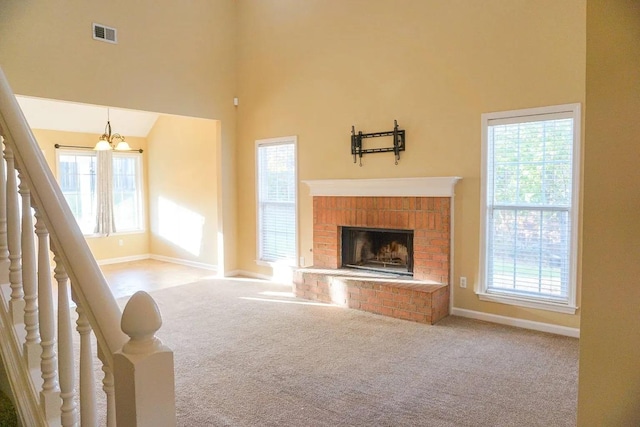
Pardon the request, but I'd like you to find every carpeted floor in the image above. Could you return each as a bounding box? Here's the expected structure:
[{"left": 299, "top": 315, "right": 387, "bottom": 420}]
[{"left": 138, "top": 276, "right": 579, "bottom": 427}]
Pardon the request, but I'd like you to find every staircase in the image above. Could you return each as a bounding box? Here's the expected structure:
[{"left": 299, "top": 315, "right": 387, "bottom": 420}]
[{"left": 0, "top": 67, "right": 176, "bottom": 426}]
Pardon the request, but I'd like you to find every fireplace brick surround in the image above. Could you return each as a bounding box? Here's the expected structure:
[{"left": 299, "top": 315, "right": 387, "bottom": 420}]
[
  {"left": 311, "top": 196, "right": 451, "bottom": 283},
  {"left": 294, "top": 177, "right": 460, "bottom": 325}
]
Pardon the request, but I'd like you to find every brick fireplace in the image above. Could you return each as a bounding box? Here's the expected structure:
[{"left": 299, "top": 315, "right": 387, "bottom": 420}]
[
  {"left": 294, "top": 177, "right": 461, "bottom": 324},
  {"left": 312, "top": 195, "right": 451, "bottom": 282}
]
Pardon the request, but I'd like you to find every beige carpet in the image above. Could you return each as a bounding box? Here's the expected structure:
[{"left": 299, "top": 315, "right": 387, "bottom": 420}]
[{"left": 135, "top": 277, "right": 579, "bottom": 427}]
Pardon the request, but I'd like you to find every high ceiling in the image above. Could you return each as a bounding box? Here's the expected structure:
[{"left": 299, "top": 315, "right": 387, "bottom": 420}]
[{"left": 16, "top": 95, "right": 160, "bottom": 138}]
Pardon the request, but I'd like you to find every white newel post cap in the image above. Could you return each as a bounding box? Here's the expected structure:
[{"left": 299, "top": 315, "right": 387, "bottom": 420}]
[
  {"left": 114, "top": 291, "right": 176, "bottom": 427},
  {"left": 121, "top": 291, "right": 164, "bottom": 354}
]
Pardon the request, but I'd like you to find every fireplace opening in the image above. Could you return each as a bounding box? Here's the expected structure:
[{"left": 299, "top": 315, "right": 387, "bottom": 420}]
[{"left": 341, "top": 227, "right": 413, "bottom": 276}]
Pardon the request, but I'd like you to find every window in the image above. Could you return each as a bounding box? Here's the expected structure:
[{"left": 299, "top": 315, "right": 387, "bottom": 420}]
[
  {"left": 256, "top": 137, "right": 297, "bottom": 265},
  {"left": 57, "top": 149, "right": 144, "bottom": 235},
  {"left": 112, "top": 153, "right": 144, "bottom": 231},
  {"left": 479, "top": 104, "right": 580, "bottom": 313}
]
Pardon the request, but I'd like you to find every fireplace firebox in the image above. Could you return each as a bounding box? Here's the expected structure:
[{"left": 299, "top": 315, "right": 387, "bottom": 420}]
[{"left": 341, "top": 227, "right": 413, "bottom": 276}]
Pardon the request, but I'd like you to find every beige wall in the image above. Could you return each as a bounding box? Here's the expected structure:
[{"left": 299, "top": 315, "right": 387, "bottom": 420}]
[
  {"left": 0, "top": 0, "right": 238, "bottom": 272},
  {"left": 147, "top": 115, "right": 220, "bottom": 268},
  {"left": 578, "top": 0, "right": 640, "bottom": 424},
  {"left": 31, "top": 128, "right": 149, "bottom": 260},
  {"left": 236, "top": 0, "right": 586, "bottom": 328}
]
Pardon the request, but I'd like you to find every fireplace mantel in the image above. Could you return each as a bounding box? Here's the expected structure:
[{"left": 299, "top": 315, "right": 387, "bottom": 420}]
[{"left": 303, "top": 177, "right": 462, "bottom": 197}]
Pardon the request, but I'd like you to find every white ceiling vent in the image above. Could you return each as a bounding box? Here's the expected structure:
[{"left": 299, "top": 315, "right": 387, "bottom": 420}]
[{"left": 92, "top": 23, "right": 117, "bottom": 44}]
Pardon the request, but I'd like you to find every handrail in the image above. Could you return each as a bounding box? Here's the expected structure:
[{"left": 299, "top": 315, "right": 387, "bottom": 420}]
[{"left": 0, "top": 67, "right": 127, "bottom": 362}]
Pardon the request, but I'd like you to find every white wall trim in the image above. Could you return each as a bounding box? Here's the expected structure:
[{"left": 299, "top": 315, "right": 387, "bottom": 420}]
[
  {"left": 226, "top": 269, "right": 272, "bottom": 281},
  {"left": 451, "top": 307, "right": 580, "bottom": 338},
  {"left": 95, "top": 253, "right": 219, "bottom": 272},
  {"left": 476, "top": 292, "right": 578, "bottom": 315},
  {"left": 303, "top": 177, "right": 462, "bottom": 197},
  {"left": 97, "top": 254, "right": 151, "bottom": 266},
  {"left": 149, "top": 254, "right": 218, "bottom": 271}
]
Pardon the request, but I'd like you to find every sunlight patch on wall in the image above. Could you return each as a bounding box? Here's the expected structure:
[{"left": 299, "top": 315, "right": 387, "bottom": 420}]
[{"left": 158, "top": 196, "right": 204, "bottom": 256}]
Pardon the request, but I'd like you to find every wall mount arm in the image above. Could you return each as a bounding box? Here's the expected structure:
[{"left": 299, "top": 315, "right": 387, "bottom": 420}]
[{"left": 351, "top": 120, "right": 405, "bottom": 166}]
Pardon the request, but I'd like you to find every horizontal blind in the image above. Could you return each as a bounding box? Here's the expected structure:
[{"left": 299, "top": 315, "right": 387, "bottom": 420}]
[
  {"left": 112, "top": 153, "right": 143, "bottom": 232},
  {"left": 486, "top": 115, "right": 574, "bottom": 300},
  {"left": 257, "top": 141, "right": 296, "bottom": 264}
]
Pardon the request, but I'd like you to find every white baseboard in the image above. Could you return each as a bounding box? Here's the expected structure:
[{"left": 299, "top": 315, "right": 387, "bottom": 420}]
[
  {"left": 149, "top": 254, "right": 218, "bottom": 272},
  {"left": 95, "top": 256, "right": 280, "bottom": 281},
  {"left": 97, "top": 254, "right": 151, "bottom": 265},
  {"left": 226, "top": 269, "right": 272, "bottom": 281},
  {"left": 450, "top": 307, "right": 580, "bottom": 338}
]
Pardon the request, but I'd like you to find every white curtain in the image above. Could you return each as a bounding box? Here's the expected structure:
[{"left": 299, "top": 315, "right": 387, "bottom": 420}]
[{"left": 94, "top": 150, "right": 115, "bottom": 235}]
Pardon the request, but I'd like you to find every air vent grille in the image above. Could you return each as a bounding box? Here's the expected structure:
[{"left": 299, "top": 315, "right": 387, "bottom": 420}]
[{"left": 92, "top": 23, "right": 117, "bottom": 44}]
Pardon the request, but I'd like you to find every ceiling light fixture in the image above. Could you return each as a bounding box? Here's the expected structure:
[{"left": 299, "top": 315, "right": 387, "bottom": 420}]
[{"left": 94, "top": 108, "right": 131, "bottom": 151}]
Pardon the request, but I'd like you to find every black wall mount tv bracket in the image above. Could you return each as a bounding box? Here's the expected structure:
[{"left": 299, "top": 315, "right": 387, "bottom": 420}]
[{"left": 351, "top": 120, "right": 405, "bottom": 166}]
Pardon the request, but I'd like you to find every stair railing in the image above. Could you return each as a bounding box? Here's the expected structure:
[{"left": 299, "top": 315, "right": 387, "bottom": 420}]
[{"left": 0, "top": 66, "right": 176, "bottom": 426}]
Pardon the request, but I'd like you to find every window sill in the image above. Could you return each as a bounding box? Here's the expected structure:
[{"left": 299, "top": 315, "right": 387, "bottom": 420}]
[
  {"left": 477, "top": 291, "right": 578, "bottom": 314},
  {"left": 84, "top": 230, "right": 146, "bottom": 239}
]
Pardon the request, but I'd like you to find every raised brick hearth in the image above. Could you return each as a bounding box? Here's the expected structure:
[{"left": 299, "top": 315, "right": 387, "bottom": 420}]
[
  {"left": 294, "top": 268, "right": 449, "bottom": 324},
  {"left": 294, "top": 177, "right": 460, "bottom": 324}
]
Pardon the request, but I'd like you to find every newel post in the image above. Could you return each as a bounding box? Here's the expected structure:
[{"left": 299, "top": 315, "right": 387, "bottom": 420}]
[{"left": 113, "top": 291, "right": 176, "bottom": 427}]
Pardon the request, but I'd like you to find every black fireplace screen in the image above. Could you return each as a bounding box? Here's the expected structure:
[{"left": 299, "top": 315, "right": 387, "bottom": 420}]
[{"left": 341, "top": 227, "right": 413, "bottom": 276}]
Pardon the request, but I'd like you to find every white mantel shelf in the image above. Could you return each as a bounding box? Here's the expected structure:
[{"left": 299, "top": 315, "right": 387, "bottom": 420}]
[{"left": 303, "top": 177, "right": 462, "bottom": 197}]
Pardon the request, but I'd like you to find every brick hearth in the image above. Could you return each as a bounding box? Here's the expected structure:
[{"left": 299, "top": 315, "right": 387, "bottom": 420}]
[{"left": 294, "top": 268, "right": 450, "bottom": 324}]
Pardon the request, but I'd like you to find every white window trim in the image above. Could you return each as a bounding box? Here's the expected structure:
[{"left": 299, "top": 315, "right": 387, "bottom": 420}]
[
  {"left": 478, "top": 103, "right": 581, "bottom": 314},
  {"left": 55, "top": 148, "right": 146, "bottom": 237},
  {"left": 255, "top": 136, "right": 299, "bottom": 267}
]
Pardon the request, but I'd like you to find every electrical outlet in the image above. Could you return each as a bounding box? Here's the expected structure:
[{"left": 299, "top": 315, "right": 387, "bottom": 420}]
[
  {"left": 299, "top": 256, "right": 305, "bottom": 266},
  {"left": 118, "top": 239, "right": 124, "bottom": 247},
  {"left": 460, "top": 276, "right": 467, "bottom": 288}
]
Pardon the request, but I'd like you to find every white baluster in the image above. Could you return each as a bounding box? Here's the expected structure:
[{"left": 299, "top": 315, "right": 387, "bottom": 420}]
[
  {"left": 114, "top": 291, "right": 176, "bottom": 426},
  {"left": 35, "top": 212, "right": 61, "bottom": 421},
  {"left": 74, "top": 296, "right": 97, "bottom": 427},
  {"left": 4, "top": 146, "right": 24, "bottom": 323},
  {"left": 54, "top": 254, "right": 78, "bottom": 427},
  {"left": 19, "top": 177, "right": 41, "bottom": 368},
  {"left": 0, "top": 139, "right": 9, "bottom": 271},
  {"left": 98, "top": 347, "right": 116, "bottom": 427}
]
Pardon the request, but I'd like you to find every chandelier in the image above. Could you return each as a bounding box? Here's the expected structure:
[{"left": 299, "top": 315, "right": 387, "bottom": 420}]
[{"left": 94, "top": 109, "right": 131, "bottom": 151}]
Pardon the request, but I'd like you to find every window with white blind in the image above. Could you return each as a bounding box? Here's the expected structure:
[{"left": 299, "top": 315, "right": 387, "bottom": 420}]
[
  {"left": 479, "top": 104, "right": 580, "bottom": 313},
  {"left": 57, "top": 149, "right": 144, "bottom": 235},
  {"left": 112, "top": 153, "right": 144, "bottom": 232},
  {"left": 256, "top": 137, "right": 297, "bottom": 265}
]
